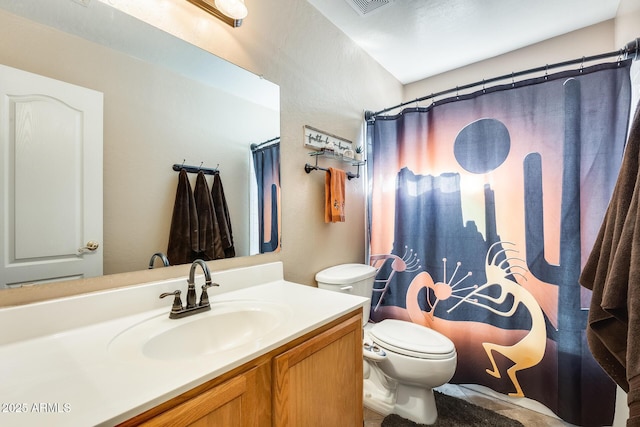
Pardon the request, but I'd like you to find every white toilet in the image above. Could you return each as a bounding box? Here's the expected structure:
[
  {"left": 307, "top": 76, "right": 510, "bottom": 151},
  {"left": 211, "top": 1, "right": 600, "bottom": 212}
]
[{"left": 316, "top": 263, "right": 457, "bottom": 425}]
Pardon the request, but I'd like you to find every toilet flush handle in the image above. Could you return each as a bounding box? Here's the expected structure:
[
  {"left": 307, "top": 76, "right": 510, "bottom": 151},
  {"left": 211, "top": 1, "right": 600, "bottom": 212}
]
[{"left": 340, "top": 285, "right": 353, "bottom": 292}]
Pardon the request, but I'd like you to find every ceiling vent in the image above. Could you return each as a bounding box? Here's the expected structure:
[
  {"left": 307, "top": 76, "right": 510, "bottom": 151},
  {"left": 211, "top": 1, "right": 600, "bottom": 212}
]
[{"left": 344, "top": 0, "right": 394, "bottom": 16}]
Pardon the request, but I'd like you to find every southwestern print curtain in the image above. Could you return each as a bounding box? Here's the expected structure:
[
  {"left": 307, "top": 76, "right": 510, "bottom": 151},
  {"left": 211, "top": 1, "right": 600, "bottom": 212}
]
[{"left": 367, "top": 61, "right": 632, "bottom": 426}]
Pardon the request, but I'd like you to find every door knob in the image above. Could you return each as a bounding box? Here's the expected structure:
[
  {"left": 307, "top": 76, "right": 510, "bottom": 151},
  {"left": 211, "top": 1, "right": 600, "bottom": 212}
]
[{"left": 78, "top": 241, "right": 100, "bottom": 253}]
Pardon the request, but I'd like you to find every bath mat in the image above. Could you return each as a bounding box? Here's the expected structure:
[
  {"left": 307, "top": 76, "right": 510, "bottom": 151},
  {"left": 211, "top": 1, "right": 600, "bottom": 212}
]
[{"left": 381, "top": 391, "right": 524, "bottom": 427}]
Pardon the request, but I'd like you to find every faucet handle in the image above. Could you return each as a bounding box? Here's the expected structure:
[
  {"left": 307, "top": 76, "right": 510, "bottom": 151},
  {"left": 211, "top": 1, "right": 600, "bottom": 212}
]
[
  {"left": 160, "top": 290, "right": 183, "bottom": 312},
  {"left": 199, "top": 281, "right": 220, "bottom": 307}
]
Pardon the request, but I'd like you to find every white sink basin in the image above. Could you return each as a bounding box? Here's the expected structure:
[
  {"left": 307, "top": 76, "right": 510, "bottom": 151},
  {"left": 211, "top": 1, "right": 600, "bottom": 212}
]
[{"left": 108, "top": 300, "right": 291, "bottom": 362}]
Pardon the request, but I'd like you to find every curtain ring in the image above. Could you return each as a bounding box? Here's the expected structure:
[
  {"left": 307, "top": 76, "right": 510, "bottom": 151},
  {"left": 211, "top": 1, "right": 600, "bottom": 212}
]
[
  {"left": 456, "top": 86, "right": 459, "bottom": 99},
  {"left": 580, "top": 56, "right": 585, "bottom": 73},
  {"left": 511, "top": 72, "right": 515, "bottom": 87},
  {"left": 482, "top": 79, "right": 486, "bottom": 93},
  {"left": 544, "top": 64, "right": 548, "bottom": 80}
]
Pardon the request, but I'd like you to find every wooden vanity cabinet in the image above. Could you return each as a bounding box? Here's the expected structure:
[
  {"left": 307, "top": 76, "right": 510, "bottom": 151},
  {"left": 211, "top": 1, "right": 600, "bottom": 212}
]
[
  {"left": 120, "top": 309, "right": 363, "bottom": 427},
  {"left": 272, "top": 311, "right": 363, "bottom": 427},
  {"left": 121, "top": 357, "right": 272, "bottom": 427},
  {"left": 138, "top": 362, "right": 271, "bottom": 427}
]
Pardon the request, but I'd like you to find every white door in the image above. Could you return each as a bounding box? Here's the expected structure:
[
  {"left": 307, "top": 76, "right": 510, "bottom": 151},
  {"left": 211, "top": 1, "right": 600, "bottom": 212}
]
[{"left": 0, "top": 64, "right": 103, "bottom": 288}]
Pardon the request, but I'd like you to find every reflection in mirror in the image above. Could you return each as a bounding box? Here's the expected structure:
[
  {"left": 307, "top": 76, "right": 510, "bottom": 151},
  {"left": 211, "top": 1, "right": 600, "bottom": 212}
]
[
  {"left": 250, "top": 138, "right": 281, "bottom": 254},
  {"left": 0, "top": 0, "right": 280, "bottom": 289}
]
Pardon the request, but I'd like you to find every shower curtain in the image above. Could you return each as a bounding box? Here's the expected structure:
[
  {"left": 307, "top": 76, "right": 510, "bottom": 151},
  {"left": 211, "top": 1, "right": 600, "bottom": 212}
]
[
  {"left": 367, "top": 60, "right": 632, "bottom": 426},
  {"left": 251, "top": 140, "right": 280, "bottom": 253}
]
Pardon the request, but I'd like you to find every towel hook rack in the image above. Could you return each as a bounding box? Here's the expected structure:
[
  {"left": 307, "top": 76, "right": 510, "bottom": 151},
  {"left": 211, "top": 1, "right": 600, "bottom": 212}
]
[{"left": 172, "top": 162, "right": 219, "bottom": 175}]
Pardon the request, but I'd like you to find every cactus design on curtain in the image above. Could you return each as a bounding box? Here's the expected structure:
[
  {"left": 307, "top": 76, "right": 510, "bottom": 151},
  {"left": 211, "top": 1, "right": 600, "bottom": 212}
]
[{"left": 367, "top": 61, "right": 632, "bottom": 426}]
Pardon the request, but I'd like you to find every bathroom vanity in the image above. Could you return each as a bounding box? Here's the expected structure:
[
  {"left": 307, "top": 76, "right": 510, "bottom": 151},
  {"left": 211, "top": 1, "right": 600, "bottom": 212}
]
[
  {"left": 122, "top": 311, "right": 362, "bottom": 426},
  {"left": 0, "top": 262, "right": 366, "bottom": 427}
]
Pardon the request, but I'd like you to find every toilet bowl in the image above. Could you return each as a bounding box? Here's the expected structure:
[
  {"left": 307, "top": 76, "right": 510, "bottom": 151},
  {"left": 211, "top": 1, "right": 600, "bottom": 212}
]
[
  {"left": 316, "top": 264, "right": 458, "bottom": 425},
  {"left": 364, "top": 319, "right": 457, "bottom": 424}
]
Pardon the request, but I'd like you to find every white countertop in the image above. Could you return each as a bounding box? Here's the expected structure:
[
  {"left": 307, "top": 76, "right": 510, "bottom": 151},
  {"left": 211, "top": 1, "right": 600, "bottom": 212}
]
[{"left": 0, "top": 262, "right": 366, "bottom": 427}]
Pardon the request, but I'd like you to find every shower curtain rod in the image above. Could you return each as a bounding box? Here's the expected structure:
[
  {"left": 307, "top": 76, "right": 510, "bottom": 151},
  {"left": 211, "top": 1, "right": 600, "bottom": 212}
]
[
  {"left": 365, "top": 37, "right": 639, "bottom": 121},
  {"left": 251, "top": 136, "right": 280, "bottom": 150}
]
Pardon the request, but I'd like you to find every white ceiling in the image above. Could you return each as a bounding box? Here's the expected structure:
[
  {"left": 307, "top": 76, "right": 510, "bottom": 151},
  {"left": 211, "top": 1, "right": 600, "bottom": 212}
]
[{"left": 307, "top": 0, "right": 622, "bottom": 84}]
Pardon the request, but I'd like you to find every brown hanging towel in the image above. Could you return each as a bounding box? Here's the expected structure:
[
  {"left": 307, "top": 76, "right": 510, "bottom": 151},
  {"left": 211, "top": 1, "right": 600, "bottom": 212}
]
[
  {"left": 580, "top": 100, "right": 640, "bottom": 425},
  {"left": 193, "top": 171, "right": 225, "bottom": 260},
  {"left": 211, "top": 173, "right": 235, "bottom": 258},
  {"left": 167, "top": 169, "right": 199, "bottom": 265}
]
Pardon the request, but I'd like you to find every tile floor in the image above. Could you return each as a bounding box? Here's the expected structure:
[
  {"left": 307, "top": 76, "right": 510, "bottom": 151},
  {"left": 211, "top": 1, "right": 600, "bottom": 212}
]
[{"left": 363, "top": 383, "right": 570, "bottom": 426}]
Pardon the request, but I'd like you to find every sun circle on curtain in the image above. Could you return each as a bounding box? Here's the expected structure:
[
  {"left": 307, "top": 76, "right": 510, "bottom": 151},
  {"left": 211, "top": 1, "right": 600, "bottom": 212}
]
[{"left": 453, "top": 118, "right": 510, "bottom": 174}]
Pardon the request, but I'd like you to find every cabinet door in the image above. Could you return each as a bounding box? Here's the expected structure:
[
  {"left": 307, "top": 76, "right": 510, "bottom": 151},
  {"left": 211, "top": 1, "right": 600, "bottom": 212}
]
[
  {"left": 273, "top": 313, "right": 363, "bottom": 427},
  {"left": 141, "top": 364, "right": 270, "bottom": 427}
]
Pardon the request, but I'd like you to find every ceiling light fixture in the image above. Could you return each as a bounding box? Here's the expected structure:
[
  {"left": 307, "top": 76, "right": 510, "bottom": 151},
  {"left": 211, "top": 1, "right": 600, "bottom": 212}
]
[
  {"left": 186, "top": 0, "right": 247, "bottom": 27},
  {"left": 214, "top": 0, "right": 248, "bottom": 19}
]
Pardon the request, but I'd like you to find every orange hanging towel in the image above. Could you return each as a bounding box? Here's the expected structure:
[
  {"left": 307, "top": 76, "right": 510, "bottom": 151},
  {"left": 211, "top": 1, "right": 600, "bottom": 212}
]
[{"left": 325, "top": 167, "right": 346, "bottom": 223}]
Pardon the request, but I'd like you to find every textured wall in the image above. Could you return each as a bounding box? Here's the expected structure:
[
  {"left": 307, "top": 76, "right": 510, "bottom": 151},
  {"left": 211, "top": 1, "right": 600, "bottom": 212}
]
[{"left": 403, "top": 21, "right": 617, "bottom": 104}]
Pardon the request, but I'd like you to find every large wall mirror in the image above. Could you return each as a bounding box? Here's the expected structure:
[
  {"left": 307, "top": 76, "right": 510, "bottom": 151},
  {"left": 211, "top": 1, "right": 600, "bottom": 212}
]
[{"left": 0, "top": 0, "right": 280, "bottom": 289}]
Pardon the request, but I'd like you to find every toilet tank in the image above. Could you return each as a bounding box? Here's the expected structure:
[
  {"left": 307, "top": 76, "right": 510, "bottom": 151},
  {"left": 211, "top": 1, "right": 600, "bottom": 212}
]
[{"left": 316, "top": 263, "right": 377, "bottom": 324}]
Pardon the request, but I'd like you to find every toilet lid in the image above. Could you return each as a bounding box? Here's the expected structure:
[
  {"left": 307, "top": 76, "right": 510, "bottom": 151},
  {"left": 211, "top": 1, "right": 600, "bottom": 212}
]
[
  {"left": 315, "top": 263, "right": 377, "bottom": 285},
  {"left": 369, "top": 319, "right": 455, "bottom": 360}
]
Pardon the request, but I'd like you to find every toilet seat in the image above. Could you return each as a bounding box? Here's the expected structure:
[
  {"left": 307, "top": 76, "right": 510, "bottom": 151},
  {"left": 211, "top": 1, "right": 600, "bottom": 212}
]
[{"left": 369, "top": 319, "right": 455, "bottom": 360}]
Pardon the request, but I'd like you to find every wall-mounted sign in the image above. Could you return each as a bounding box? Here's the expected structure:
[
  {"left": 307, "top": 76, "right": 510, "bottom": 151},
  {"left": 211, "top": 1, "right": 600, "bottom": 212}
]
[{"left": 303, "top": 125, "right": 352, "bottom": 155}]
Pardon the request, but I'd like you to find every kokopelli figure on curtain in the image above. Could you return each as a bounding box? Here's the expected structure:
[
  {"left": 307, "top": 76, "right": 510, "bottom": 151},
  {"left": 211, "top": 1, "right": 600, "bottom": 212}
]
[{"left": 447, "top": 242, "right": 546, "bottom": 397}]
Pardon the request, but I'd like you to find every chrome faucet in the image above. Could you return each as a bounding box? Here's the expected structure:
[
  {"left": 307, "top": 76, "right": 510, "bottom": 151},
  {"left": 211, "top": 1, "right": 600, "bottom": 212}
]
[
  {"left": 148, "top": 252, "right": 170, "bottom": 269},
  {"left": 159, "top": 259, "right": 219, "bottom": 319}
]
